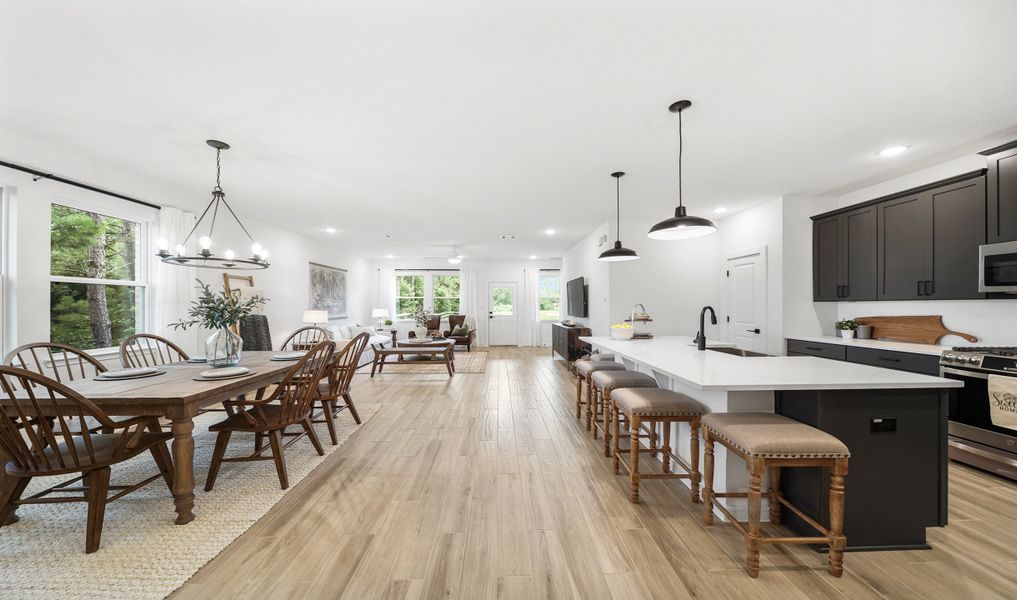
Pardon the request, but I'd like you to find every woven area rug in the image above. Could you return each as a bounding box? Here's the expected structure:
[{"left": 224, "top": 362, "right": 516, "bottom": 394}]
[
  {"left": 0, "top": 404, "right": 379, "bottom": 600},
  {"left": 358, "top": 350, "right": 487, "bottom": 374}
]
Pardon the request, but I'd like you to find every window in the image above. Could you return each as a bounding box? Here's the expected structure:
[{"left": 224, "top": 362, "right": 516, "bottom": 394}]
[
  {"left": 395, "top": 274, "right": 425, "bottom": 320},
  {"left": 50, "top": 203, "right": 146, "bottom": 350},
  {"left": 538, "top": 270, "right": 561, "bottom": 320},
  {"left": 393, "top": 270, "right": 461, "bottom": 319}
]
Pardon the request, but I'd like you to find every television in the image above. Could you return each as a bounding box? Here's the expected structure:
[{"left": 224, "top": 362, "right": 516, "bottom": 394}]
[{"left": 566, "top": 277, "right": 588, "bottom": 318}]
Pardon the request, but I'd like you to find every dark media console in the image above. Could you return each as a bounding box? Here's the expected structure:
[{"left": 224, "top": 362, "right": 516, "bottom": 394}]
[{"left": 552, "top": 322, "right": 591, "bottom": 362}]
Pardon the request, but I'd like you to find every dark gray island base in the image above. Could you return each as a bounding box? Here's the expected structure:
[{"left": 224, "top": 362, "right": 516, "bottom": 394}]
[{"left": 776, "top": 387, "right": 950, "bottom": 551}]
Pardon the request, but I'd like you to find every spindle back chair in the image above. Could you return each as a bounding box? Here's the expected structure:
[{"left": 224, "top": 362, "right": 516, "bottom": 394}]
[{"left": 119, "top": 333, "right": 190, "bottom": 368}]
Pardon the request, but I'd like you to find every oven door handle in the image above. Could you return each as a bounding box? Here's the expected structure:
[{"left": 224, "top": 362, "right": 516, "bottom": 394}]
[
  {"left": 948, "top": 439, "right": 1017, "bottom": 469},
  {"left": 941, "top": 367, "right": 990, "bottom": 380}
]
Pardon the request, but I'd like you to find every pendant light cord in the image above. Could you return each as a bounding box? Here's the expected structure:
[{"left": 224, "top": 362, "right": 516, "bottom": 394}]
[
  {"left": 677, "top": 108, "right": 684, "bottom": 209},
  {"left": 616, "top": 175, "right": 621, "bottom": 242}
]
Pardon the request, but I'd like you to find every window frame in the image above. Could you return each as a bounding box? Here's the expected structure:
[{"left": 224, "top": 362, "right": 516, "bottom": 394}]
[
  {"left": 49, "top": 196, "right": 152, "bottom": 354},
  {"left": 393, "top": 269, "right": 462, "bottom": 321},
  {"left": 537, "top": 269, "right": 562, "bottom": 321}
]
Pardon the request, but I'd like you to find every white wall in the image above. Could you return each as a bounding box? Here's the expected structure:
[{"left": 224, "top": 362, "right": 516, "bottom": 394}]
[
  {"left": 832, "top": 152, "right": 1017, "bottom": 346},
  {"left": 366, "top": 257, "right": 562, "bottom": 347},
  {"left": 0, "top": 164, "right": 370, "bottom": 359},
  {"left": 781, "top": 195, "right": 839, "bottom": 340},
  {"left": 560, "top": 221, "right": 611, "bottom": 335}
]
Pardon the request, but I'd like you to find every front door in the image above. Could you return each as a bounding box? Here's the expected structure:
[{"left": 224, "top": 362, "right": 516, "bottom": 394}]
[
  {"left": 488, "top": 282, "right": 518, "bottom": 346},
  {"left": 724, "top": 248, "right": 767, "bottom": 352}
]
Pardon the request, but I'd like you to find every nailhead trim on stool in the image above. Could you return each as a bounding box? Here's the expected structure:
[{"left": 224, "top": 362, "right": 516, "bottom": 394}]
[
  {"left": 574, "top": 361, "right": 626, "bottom": 430},
  {"left": 610, "top": 387, "right": 707, "bottom": 504},
  {"left": 701, "top": 412, "right": 850, "bottom": 579},
  {"left": 590, "top": 370, "right": 658, "bottom": 455}
]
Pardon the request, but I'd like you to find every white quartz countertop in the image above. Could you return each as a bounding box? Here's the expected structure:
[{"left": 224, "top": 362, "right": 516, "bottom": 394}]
[
  {"left": 581, "top": 336, "right": 962, "bottom": 392},
  {"left": 786, "top": 335, "right": 951, "bottom": 356}
]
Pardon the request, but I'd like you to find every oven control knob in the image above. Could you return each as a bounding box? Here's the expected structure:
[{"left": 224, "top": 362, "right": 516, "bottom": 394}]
[{"left": 943, "top": 353, "right": 955, "bottom": 362}]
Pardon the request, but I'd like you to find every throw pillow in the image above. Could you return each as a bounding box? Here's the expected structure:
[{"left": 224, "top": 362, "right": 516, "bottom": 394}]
[
  {"left": 451, "top": 325, "right": 469, "bottom": 336},
  {"left": 348, "top": 325, "right": 377, "bottom": 338}
]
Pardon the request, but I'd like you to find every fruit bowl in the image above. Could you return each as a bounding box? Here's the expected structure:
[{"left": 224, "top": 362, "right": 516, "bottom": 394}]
[{"left": 610, "top": 324, "right": 635, "bottom": 340}]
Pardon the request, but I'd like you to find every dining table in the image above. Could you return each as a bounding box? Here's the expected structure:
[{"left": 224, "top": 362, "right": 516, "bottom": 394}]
[{"left": 0, "top": 347, "right": 346, "bottom": 526}]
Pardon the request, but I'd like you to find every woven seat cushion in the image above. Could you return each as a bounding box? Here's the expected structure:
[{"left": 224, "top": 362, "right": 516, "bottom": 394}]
[
  {"left": 612, "top": 388, "right": 706, "bottom": 417},
  {"left": 575, "top": 361, "right": 627, "bottom": 377},
  {"left": 590, "top": 370, "right": 658, "bottom": 391},
  {"left": 590, "top": 353, "right": 616, "bottom": 362},
  {"left": 702, "top": 412, "right": 850, "bottom": 459}
]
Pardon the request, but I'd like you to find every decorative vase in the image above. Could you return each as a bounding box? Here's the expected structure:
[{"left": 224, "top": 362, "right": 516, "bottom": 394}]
[
  {"left": 206, "top": 327, "right": 243, "bottom": 367},
  {"left": 413, "top": 326, "right": 428, "bottom": 340},
  {"left": 840, "top": 329, "right": 856, "bottom": 340},
  {"left": 856, "top": 325, "right": 873, "bottom": 339}
]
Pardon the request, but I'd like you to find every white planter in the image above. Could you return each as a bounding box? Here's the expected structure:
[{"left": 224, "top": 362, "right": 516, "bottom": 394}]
[
  {"left": 840, "top": 330, "right": 856, "bottom": 339},
  {"left": 413, "top": 326, "right": 428, "bottom": 339}
]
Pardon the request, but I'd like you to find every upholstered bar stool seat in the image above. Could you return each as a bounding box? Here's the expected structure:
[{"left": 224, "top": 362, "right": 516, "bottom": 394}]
[
  {"left": 574, "top": 360, "right": 626, "bottom": 430},
  {"left": 589, "top": 353, "right": 616, "bottom": 362},
  {"left": 701, "top": 412, "right": 850, "bottom": 579},
  {"left": 590, "top": 370, "right": 658, "bottom": 452},
  {"left": 610, "top": 387, "right": 707, "bottom": 504}
]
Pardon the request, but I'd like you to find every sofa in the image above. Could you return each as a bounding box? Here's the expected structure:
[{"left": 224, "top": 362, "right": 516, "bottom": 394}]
[
  {"left": 444, "top": 315, "right": 477, "bottom": 352},
  {"left": 327, "top": 324, "right": 393, "bottom": 367}
]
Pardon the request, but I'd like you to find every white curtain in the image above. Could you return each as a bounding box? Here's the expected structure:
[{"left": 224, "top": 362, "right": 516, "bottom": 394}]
[
  {"left": 150, "top": 207, "right": 199, "bottom": 353},
  {"left": 523, "top": 267, "right": 540, "bottom": 347},
  {"left": 460, "top": 267, "right": 479, "bottom": 318}
]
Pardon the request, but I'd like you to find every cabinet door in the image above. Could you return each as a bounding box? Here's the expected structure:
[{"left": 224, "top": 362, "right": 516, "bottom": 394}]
[
  {"left": 987, "top": 147, "right": 1017, "bottom": 243},
  {"left": 813, "top": 216, "right": 841, "bottom": 301},
  {"left": 877, "top": 195, "right": 926, "bottom": 300},
  {"left": 841, "top": 206, "right": 877, "bottom": 300},
  {"left": 925, "top": 177, "right": 986, "bottom": 299}
]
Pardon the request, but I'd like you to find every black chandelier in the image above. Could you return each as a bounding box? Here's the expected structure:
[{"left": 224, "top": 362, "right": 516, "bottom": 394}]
[{"left": 155, "top": 140, "right": 269, "bottom": 270}]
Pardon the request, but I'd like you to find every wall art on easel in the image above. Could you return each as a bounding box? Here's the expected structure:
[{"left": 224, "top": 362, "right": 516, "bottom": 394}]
[{"left": 308, "top": 262, "right": 347, "bottom": 320}]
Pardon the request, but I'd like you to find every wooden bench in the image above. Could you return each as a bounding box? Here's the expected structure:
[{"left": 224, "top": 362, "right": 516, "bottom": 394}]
[{"left": 370, "top": 345, "right": 455, "bottom": 377}]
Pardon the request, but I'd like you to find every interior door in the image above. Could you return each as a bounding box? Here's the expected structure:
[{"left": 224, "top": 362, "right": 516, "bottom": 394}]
[
  {"left": 488, "top": 282, "right": 518, "bottom": 346},
  {"left": 724, "top": 249, "right": 767, "bottom": 352}
]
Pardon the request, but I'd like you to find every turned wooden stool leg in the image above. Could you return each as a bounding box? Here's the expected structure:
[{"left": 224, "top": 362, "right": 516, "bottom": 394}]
[
  {"left": 703, "top": 431, "right": 715, "bottom": 525},
  {"left": 768, "top": 466, "right": 782, "bottom": 524},
  {"left": 612, "top": 404, "right": 622, "bottom": 474},
  {"left": 629, "top": 415, "right": 642, "bottom": 503},
  {"left": 661, "top": 420, "right": 672, "bottom": 474},
  {"left": 591, "top": 385, "right": 600, "bottom": 440},
  {"left": 690, "top": 417, "right": 701, "bottom": 503},
  {"left": 575, "top": 375, "right": 583, "bottom": 420},
  {"left": 828, "top": 458, "right": 848, "bottom": 577},
  {"left": 602, "top": 388, "right": 613, "bottom": 456},
  {"left": 746, "top": 458, "right": 764, "bottom": 578},
  {"left": 586, "top": 379, "right": 595, "bottom": 431}
]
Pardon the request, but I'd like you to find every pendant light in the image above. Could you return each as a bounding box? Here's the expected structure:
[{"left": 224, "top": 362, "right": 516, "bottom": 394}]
[
  {"left": 155, "top": 140, "right": 269, "bottom": 269},
  {"left": 598, "top": 171, "right": 640, "bottom": 262},
  {"left": 647, "top": 100, "right": 717, "bottom": 240}
]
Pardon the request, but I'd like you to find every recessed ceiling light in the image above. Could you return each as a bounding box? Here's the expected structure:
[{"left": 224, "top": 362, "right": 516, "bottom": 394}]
[
  {"left": 529, "top": 254, "right": 537, "bottom": 260},
  {"left": 878, "top": 145, "right": 909, "bottom": 157},
  {"left": 324, "top": 227, "right": 336, "bottom": 234},
  {"left": 374, "top": 233, "right": 392, "bottom": 239},
  {"left": 713, "top": 207, "right": 728, "bottom": 214},
  {"left": 499, "top": 234, "right": 516, "bottom": 240},
  {"left": 545, "top": 228, "right": 556, "bottom": 235},
  {"left": 385, "top": 254, "right": 394, "bottom": 259}
]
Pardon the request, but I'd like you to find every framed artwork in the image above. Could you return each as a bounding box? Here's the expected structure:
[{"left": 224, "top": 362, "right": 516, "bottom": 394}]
[{"left": 308, "top": 262, "right": 347, "bottom": 320}]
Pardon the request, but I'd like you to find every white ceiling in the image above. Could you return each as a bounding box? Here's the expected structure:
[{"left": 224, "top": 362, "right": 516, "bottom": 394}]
[{"left": 3, "top": 0, "right": 1017, "bottom": 259}]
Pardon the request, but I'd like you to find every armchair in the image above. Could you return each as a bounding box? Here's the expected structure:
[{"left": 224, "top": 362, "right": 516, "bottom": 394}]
[{"left": 444, "top": 315, "right": 477, "bottom": 352}]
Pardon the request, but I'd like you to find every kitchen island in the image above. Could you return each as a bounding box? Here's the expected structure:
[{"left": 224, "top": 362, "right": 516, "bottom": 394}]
[{"left": 581, "top": 335, "right": 963, "bottom": 551}]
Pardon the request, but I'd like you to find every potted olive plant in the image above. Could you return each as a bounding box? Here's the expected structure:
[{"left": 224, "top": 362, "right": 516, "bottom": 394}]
[
  {"left": 170, "top": 280, "right": 267, "bottom": 367},
  {"left": 835, "top": 319, "right": 859, "bottom": 340},
  {"left": 411, "top": 304, "right": 432, "bottom": 339}
]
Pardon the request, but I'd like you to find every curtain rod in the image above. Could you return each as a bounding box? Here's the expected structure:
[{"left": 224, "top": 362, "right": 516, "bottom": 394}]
[
  {"left": 0, "top": 159, "right": 162, "bottom": 211},
  {"left": 394, "top": 268, "right": 461, "bottom": 272}
]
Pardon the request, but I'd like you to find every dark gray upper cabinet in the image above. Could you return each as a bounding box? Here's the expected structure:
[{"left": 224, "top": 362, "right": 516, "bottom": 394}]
[
  {"left": 812, "top": 206, "right": 877, "bottom": 301},
  {"left": 925, "top": 177, "right": 985, "bottom": 299},
  {"left": 984, "top": 143, "right": 1017, "bottom": 243},
  {"left": 877, "top": 195, "right": 925, "bottom": 300},
  {"left": 815, "top": 170, "right": 989, "bottom": 302}
]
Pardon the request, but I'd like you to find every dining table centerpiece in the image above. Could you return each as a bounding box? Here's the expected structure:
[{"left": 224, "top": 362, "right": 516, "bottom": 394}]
[{"left": 171, "top": 280, "right": 267, "bottom": 367}]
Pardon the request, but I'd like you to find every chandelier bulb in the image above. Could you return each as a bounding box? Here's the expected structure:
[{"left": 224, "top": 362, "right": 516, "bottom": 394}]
[
  {"left": 175, "top": 244, "right": 186, "bottom": 256},
  {"left": 199, "top": 236, "right": 212, "bottom": 250},
  {"left": 224, "top": 249, "right": 235, "bottom": 261}
]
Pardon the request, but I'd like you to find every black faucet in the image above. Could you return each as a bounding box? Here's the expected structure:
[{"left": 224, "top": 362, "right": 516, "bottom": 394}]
[{"left": 694, "top": 306, "right": 717, "bottom": 351}]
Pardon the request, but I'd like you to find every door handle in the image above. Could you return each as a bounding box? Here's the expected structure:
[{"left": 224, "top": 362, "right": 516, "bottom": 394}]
[{"left": 746, "top": 328, "right": 761, "bottom": 334}]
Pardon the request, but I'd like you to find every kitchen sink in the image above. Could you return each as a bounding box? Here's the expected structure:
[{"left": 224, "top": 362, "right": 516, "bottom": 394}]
[{"left": 707, "top": 347, "right": 772, "bottom": 358}]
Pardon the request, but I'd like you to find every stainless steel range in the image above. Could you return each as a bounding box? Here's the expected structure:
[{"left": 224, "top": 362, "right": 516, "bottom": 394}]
[{"left": 941, "top": 346, "right": 1017, "bottom": 480}]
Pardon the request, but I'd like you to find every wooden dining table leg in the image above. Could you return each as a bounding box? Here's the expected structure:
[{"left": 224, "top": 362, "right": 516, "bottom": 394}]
[{"left": 170, "top": 416, "right": 197, "bottom": 525}]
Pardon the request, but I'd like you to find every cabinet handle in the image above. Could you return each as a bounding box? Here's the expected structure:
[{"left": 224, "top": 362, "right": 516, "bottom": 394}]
[
  {"left": 926, "top": 280, "right": 934, "bottom": 295},
  {"left": 843, "top": 284, "right": 849, "bottom": 298},
  {"left": 877, "top": 356, "right": 901, "bottom": 362},
  {"left": 805, "top": 346, "right": 823, "bottom": 351},
  {"left": 917, "top": 280, "right": 924, "bottom": 296}
]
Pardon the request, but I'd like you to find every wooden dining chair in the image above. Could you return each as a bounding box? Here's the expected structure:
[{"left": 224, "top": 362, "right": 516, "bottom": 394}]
[
  {"left": 4, "top": 342, "right": 107, "bottom": 384},
  {"left": 0, "top": 366, "right": 174, "bottom": 553},
  {"left": 204, "top": 340, "right": 334, "bottom": 491},
  {"left": 279, "top": 326, "right": 332, "bottom": 352},
  {"left": 313, "top": 332, "right": 370, "bottom": 444},
  {"left": 119, "top": 333, "right": 190, "bottom": 368}
]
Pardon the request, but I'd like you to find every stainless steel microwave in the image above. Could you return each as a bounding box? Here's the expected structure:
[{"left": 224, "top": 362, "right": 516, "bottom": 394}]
[{"left": 979, "top": 241, "right": 1017, "bottom": 293}]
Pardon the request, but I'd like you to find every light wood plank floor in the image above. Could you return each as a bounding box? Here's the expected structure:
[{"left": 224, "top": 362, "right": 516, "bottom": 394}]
[{"left": 171, "top": 347, "right": 1017, "bottom": 599}]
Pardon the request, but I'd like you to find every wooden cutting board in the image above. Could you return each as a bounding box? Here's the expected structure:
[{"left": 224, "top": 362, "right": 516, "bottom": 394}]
[{"left": 855, "top": 315, "right": 978, "bottom": 344}]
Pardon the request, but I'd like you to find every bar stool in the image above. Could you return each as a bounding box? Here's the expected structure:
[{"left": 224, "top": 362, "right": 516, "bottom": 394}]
[
  {"left": 701, "top": 412, "right": 850, "bottom": 578},
  {"left": 610, "top": 388, "right": 707, "bottom": 504},
  {"left": 574, "top": 360, "right": 626, "bottom": 430},
  {"left": 589, "top": 370, "right": 658, "bottom": 455}
]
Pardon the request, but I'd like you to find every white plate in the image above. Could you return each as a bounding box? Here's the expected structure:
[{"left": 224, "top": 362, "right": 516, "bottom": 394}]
[
  {"left": 271, "top": 351, "right": 305, "bottom": 360},
  {"left": 102, "top": 367, "right": 158, "bottom": 379},
  {"left": 199, "top": 367, "right": 250, "bottom": 379}
]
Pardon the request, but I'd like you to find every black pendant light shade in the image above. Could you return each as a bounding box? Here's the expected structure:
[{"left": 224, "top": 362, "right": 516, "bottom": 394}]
[
  {"left": 599, "top": 171, "right": 640, "bottom": 262},
  {"left": 647, "top": 100, "right": 718, "bottom": 240}
]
